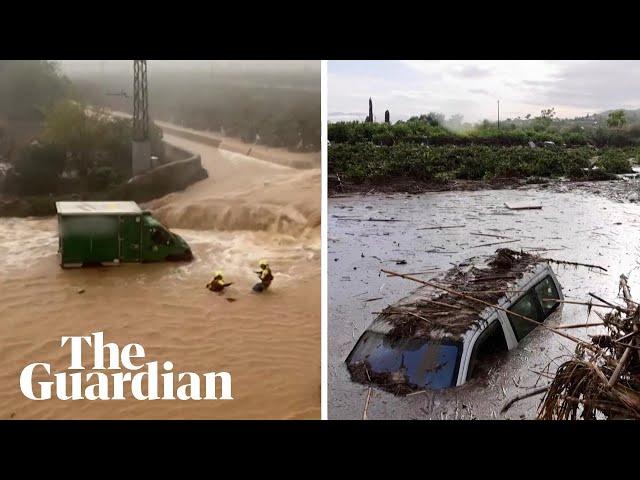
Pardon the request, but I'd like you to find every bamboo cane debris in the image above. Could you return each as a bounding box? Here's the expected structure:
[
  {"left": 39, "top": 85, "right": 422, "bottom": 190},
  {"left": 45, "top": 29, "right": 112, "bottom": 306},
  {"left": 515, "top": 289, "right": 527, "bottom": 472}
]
[
  {"left": 416, "top": 225, "right": 466, "bottom": 230},
  {"left": 537, "top": 274, "right": 640, "bottom": 420},
  {"left": 504, "top": 202, "right": 543, "bottom": 210}
]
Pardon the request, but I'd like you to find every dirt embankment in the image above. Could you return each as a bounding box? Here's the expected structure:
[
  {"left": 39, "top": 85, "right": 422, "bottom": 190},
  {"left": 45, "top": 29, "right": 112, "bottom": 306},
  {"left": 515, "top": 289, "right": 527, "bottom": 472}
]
[
  {"left": 329, "top": 176, "right": 525, "bottom": 196},
  {"left": 329, "top": 175, "right": 640, "bottom": 205}
]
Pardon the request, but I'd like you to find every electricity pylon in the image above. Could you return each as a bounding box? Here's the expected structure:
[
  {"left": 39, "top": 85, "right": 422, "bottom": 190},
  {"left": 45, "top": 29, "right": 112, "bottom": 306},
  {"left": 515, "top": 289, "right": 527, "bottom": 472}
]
[{"left": 132, "top": 60, "right": 151, "bottom": 175}]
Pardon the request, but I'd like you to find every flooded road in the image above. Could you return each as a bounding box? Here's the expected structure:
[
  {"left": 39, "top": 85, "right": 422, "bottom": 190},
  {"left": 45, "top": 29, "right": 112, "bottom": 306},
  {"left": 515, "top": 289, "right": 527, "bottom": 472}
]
[
  {"left": 0, "top": 132, "right": 320, "bottom": 419},
  {"left": 329, "top": 188, "right": 640, "bottom": 419}
]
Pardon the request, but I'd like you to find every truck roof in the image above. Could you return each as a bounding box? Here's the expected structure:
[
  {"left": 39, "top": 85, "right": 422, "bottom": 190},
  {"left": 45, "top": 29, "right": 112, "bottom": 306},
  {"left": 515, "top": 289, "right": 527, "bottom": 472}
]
[{"left": 55, "top": 201, "right": 142, "bottom": 216}]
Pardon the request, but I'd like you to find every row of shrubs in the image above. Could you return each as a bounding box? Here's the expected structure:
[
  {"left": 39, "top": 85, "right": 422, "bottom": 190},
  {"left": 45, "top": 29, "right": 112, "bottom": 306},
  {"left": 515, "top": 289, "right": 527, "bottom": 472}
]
[
  {"left": 328, "top": 143, "right": 636, "bottom": 183},
  {"left": 4, "top": 139, "right": 128, "bottom": 196},
  {"left": 329, "top": 121, "right": 640, "bottom": 148}
]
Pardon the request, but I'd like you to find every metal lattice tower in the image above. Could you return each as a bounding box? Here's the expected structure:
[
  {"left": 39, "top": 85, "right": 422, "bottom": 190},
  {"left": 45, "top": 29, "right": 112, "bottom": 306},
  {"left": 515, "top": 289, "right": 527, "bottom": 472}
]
[{"left": 133, "top": 60, "right": 149, "bottom": 141}]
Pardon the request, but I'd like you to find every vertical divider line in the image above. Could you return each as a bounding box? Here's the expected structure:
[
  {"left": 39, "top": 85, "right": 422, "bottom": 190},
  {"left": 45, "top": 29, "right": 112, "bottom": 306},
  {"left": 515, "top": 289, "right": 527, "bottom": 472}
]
[{"left": 321, "top": 59, "right": 329, "bottom": 421}]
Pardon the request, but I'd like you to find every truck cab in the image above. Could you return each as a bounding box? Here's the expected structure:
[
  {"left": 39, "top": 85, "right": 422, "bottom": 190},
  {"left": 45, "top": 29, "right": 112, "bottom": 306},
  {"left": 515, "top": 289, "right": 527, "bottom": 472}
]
[
  {"left": 56, "top": 201, "right": 193, "bottom": 267},
  {"left": 140, "top": 212, "right": 193, "bottom": 262}
]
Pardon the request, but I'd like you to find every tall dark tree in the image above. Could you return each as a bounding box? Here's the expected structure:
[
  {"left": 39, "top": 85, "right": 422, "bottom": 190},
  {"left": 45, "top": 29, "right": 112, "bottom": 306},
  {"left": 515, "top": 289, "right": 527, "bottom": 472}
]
[
  {"left": 384, "top": 110, "right": 390, "bottom": 124},
  {"left": 365, "top": 97, "right": 373, "bottom": 123}
]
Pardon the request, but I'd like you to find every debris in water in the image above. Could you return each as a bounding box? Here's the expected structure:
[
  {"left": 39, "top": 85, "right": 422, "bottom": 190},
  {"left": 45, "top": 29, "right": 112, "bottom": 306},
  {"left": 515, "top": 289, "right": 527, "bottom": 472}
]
[
  {"left": 536, "top": 274, "right": 640, "bottom": 419},
  {"left": 77, "top": 288, "right": 85, "bottom": 294},
  {"left": 416, "top": 224, "right": 466, "bottom": 230},
  {"left": 363, "top": 387, "right": 373, "bottom": 420},
  {"left": 501, "top": 385, "right": 549, "bottom": 414},
  {"left": 504, "top": 202, "right": 542, "bottom": 210},
  {"left": 470, "top": 239, "right": 520, "bottom": 249},
  {"left": 362, "top": 297, "right": 383, "bottom": 303}
]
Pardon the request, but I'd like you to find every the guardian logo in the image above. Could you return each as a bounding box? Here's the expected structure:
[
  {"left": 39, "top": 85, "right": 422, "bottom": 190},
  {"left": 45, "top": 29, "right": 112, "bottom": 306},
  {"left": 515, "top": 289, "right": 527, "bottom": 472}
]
[{"left": 20, "top": 332, "right": 233, "bottom": 401}]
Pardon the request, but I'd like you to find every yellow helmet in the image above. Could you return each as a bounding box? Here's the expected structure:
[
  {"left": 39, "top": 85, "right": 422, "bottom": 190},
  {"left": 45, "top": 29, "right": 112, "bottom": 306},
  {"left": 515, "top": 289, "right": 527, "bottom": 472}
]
[
  {"left": 259, "top": 259, "right": 268, "bottom": 268},
  {"left": 214, "top": 271, "right": 224, "bottom": 279}
]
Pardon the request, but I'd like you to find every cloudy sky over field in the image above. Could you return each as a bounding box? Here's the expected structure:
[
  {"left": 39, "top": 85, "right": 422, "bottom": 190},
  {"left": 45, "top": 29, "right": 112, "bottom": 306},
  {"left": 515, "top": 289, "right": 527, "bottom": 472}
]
[{"left": 328, "top": 60, "right": 640, "bottom": 124}]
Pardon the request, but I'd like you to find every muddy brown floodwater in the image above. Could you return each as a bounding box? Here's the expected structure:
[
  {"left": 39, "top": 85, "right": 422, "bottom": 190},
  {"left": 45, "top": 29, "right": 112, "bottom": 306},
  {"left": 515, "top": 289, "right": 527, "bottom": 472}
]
[
  {"left": 329, "top": 187, "right": 640, "bottom": 419},
  {"left": 0, "top": 131, "right": 320, "bottom": 419}
]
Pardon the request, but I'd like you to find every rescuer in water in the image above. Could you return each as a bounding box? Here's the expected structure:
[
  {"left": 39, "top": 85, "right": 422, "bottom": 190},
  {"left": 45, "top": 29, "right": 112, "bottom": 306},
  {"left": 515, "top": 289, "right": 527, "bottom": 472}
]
[
  {"left": 206, "top": 271, "right": 232, "bottom": 292},
  {"left": 253, "top": 260, "right": 273, "bottom": 293}
]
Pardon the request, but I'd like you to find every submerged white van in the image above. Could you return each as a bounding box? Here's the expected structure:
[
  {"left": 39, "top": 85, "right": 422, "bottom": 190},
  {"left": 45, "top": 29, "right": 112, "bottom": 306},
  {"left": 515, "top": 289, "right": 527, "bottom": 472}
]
[{"left": 346, "top": 249, "right": 563, "bottom": 394}]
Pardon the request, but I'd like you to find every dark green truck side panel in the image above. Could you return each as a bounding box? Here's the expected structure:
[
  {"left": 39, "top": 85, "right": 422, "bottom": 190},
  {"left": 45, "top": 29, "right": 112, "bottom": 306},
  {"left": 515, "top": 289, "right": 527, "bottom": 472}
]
[
  {"left": 119, "top": 215, "right": 142, "bottom": 262},
  {"left": 58, "top": 211, "right": 191, "bottom": 266},
  {"left": 60, "top": 215, "right": 120, "bottom": 264}
]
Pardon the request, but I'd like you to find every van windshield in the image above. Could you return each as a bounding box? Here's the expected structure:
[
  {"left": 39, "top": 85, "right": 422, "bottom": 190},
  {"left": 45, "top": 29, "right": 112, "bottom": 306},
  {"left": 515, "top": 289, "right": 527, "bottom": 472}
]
[
  {"left": 346, "top": 332, "right": 462, "bottom": 390},
  {"left": 144, "top": 216, "right": 175, "bottom": 246}
]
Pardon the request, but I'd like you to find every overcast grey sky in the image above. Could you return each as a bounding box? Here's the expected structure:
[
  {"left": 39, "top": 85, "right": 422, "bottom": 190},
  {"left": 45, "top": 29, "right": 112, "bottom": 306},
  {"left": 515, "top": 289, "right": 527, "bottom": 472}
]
[
  {"left": 58, "top": 60, "right": 319, "bottom": 75},
  {"left": 329, "top": 60, "right": 640, "bottom": 123}
]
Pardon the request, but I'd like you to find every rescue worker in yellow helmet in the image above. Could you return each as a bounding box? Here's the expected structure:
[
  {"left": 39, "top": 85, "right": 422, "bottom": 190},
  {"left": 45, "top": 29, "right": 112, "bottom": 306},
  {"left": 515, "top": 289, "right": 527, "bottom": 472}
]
[
  {"left": 206, "top": 271, "right": 232, "bottom": 292},
  {"left": 253, "top": 259, "right": 273, "bottom": 292}
]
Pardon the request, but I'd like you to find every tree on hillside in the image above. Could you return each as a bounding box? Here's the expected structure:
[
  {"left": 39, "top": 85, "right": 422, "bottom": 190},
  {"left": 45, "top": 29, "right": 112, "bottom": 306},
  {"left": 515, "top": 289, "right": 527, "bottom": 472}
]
[
  {"left": 607, "top": 109, "right": 627, "bottom": 128},
  {"left": 11, "top": 141, "right": 66, "bottom": 194},
  {"left": 533, "top": 107, "right": 556, "bottom": 131},
  {"left": 41, "top": 100, "right": 164, "bottom": 178},
  {"left": 409, "top": 112, "right": 444, "bottom": 127},
  {"left": 0, "top": 61, "right": 70, "bottom": 121},
  {"left": 540, "top": 107, "right": 556, "bottom": 119},
  {"left": 41, "top": 100, "right": 100, "bottom": 175}
]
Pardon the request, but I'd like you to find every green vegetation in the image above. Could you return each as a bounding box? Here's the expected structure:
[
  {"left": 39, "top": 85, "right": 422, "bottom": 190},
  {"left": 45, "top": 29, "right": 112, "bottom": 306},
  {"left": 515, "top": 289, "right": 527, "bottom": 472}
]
[
  {"left": 11, "top": 142, "right": 66, "bottom": 194},
  {"left": 607, "top": 110, "right": 627, "bottom": 128},
  {"left": 0, "top": 61, "right": 207, "bottom": 216},
  {"left": 330, "top": 143, "right": 636, "bottom": 184},
  {"left": 41, "top": 100, "right": 163, "bottom": 176},
  {"left": 329, "top": 111, "right": 639, "bottom": 185},
  {"left": 4, "top": 99, "right": 164, "bottom": 196},
  {"left": 329, "top": 114, "right": 640, "bottom": 148}
]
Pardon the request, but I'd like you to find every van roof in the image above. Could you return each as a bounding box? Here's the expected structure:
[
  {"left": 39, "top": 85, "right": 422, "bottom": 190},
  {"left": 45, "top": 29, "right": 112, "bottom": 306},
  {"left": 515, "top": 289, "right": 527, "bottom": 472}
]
[
  {"left": 376, "top": 249, "right": 549, "bottom": 342},
  {"left": 55, "top": 201, "right": 142, "bottom": 216}
]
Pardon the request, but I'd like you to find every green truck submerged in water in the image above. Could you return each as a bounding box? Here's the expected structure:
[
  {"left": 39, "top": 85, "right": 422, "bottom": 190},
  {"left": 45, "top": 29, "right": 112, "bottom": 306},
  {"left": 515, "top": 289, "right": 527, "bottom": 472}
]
[{"left": 56, "top": 201, "right": 193, "bottom": 268}]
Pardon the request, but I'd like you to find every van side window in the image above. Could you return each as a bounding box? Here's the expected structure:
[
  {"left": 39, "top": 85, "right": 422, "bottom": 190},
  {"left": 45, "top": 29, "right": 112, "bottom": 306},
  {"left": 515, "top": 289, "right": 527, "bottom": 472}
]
[
  {"left": 151, "top": 227, "right": 172, "bottom": 246},
  {"left": 507, "top": 275, "right": 560, "bottom": 341},
  {"left": 534, "top": 276, "right": 560, "bottom": 315},
  {"left": 507, "top": 291, "right": 543, "bottom": 341}
]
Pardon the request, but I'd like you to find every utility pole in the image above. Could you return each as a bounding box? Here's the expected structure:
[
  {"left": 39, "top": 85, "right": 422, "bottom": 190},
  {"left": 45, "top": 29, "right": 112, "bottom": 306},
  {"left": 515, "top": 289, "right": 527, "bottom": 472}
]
[
  {"left": 497, "top": 100, "right": 500, "bottom": 129},
  {"left": 132, "top": 60, "right": 151, "bottom": 175}
]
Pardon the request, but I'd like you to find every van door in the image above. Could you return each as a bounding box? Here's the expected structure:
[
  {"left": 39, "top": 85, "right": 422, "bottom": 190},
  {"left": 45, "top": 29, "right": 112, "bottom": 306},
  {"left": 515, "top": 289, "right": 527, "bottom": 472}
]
[{"left": 119, "top": 215, "right": 141, "bottom": 262}]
